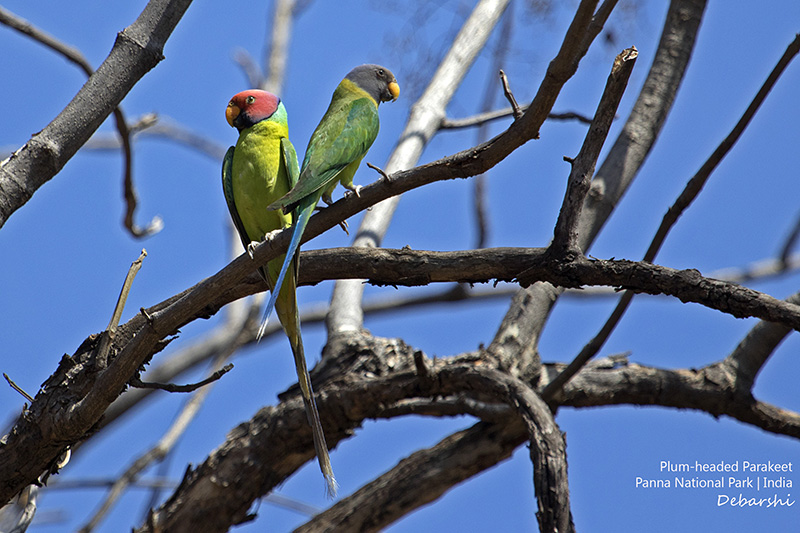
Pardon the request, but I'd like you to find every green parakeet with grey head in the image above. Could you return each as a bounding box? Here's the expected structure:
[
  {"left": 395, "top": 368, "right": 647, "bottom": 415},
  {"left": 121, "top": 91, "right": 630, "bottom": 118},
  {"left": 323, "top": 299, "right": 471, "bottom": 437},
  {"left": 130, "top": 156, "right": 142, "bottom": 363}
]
[
  {"left": 260, "top": 64, "right": 399, "bottom": 334},
  {"left": 222, "top": 89, "right": 336, "bottom": 496}
]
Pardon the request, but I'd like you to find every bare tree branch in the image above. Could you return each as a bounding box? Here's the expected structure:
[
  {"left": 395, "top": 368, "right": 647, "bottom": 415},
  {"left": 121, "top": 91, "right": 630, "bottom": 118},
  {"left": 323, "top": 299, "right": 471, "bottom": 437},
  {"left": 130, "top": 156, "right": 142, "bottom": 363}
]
[
  {"left": 297, "top": 419, "right": 526, "bottom": 533},
  {"left": 95, "top": 250, "right": 148, "bottom": 370},
  {"left": 542, "top": 31, "right": 800, "bottom": 401},
  {"left": 3, "top": 374, "right": 34, "bottom": 404},
  {"left": 0, "top": 0, "right": 193, "bottom": 232},
  {"left": 471, "top": 12, "right": 511, "bottom": 250},
  {"left": 79, "top": 356, "right": 228, "bottom": 533},
  {"left": 779, "top": 209, "right": 800, "bottom": 266},
  {"left": 0, "top": 0, "right": 197, "bottom": 502},
  {"left": 138, "top": 331, "right": 800, "bottom": 532},
  {"left": 725, "top": 291, "right": 800, "bottom": 391},
  {"left": 0, "top": 7, "right": 163, "bottom": 239},
  {"left": 261, "top": 0, "right": 295, "bottom": 93},
  {"left": 550, "top": 46, "right": 638, "bottom": 258},
  {"left": 130, "top": 364, "right": 233, "bottom": 393},
  {"left": 440, "top": 106, "right": 593, "bottom": 129},
  {"left": 78, "top": 115, "right": 227, "bottom": 161}
]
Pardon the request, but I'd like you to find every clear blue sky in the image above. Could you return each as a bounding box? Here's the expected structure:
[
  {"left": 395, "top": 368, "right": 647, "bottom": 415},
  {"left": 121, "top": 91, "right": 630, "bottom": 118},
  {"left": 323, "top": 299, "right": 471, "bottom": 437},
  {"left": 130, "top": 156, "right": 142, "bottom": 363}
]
[{"left": 1, "top": 1, "right": 799, "bottom": 532}]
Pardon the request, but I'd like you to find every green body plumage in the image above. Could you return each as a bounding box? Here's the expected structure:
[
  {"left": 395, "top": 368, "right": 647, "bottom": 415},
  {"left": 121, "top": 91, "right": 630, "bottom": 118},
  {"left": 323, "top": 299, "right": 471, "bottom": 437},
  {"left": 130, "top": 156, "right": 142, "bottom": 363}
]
[
  {"left": 222, "top": 90, "right": 336, "bottom": 497},
  {"left": 259, "top": 65, "right": 399, "bottom": 342}
]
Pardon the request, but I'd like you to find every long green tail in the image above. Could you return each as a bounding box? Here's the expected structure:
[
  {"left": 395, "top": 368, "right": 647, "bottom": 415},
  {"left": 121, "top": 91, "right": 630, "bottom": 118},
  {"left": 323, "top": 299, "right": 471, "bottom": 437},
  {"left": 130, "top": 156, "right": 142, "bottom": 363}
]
[{"left": 264, "top": 196, "right": 336, "bottom": 497}]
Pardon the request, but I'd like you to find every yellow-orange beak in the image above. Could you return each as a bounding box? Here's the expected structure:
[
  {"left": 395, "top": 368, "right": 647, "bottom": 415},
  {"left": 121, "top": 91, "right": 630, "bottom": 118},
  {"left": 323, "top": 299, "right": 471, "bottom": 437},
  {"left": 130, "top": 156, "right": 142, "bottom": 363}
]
[
  {"left": 388, "top": 80, "right": 400, "bottom": 102},
  {"left": 226, "top": 102, "right": 240, "bottom": 127}
]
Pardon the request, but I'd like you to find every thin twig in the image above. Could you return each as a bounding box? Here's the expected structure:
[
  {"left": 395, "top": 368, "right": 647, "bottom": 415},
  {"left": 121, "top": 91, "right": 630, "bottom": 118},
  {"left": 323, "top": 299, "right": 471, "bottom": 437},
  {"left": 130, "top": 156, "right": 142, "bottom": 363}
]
[
  {"left": 471, "top": 6, "right": 513, "bottom": 250},
  {"left": 83, "top": 116, "right": 227, "bottom": 161},
  {"left": 94, "top": 249, "right": 147, "bottom": 370},
  {"left": 440, "top": 106, "right": 593, "bottom": 129},
  {"left": 130, "top": 363, "right": 233, "bottom": 393},
  {"left": 233, "top": 49, "right": 264, "bottom": 88},
  {"left": 498, "top": 70, "right": 522, "bottom": 119},
  {"left": 542, "top": 33, "right": 800, "bottom": 401},
  {"left": 3, "top": 373, "right": 34, "bottom": 403},
  {"left": 261, "top": 0, "right": 295, "bottom": 94},
  {"left": 365, "top": 162, "right": 391, "bottom": 181},
  {"left": 779, "top": 209, "right": 800, "bottom": 267}
]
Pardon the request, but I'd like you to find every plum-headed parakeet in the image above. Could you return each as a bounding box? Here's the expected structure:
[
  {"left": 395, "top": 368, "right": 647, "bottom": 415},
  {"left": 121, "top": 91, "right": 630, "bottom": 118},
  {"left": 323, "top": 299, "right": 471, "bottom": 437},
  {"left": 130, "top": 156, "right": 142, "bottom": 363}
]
[
  {"left": 260, "top": 64, "right": 399, "bottom": 334},
  {"left": 222, "top": 90, "right": 336, "bottom": 496}
]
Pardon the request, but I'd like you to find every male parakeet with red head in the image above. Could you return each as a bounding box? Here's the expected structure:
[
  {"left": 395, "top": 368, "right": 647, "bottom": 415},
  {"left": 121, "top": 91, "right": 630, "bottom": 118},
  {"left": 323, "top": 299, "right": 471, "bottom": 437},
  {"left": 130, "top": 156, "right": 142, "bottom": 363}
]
[
  {"left": 260, "top": 64, "right": 399, "bottom": 334},
  {"left": 223, "top": 89, "right": 336, "bottom": 496}
]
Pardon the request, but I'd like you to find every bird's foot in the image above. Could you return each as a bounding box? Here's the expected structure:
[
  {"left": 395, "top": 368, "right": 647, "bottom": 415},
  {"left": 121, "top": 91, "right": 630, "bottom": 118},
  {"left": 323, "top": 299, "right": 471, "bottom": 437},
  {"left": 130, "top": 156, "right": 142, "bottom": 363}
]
[
  {"left": 344, "top": 184, "right": 362, "bottom": 198},
  {"left": 246, "top": 241, "right": 259, "bottom": 259}
]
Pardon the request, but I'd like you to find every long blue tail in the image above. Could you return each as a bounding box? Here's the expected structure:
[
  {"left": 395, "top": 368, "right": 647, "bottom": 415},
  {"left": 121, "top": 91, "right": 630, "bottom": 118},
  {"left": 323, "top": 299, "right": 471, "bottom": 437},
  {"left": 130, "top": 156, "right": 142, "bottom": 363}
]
[{"left": 257, "top": 201, "right": 314, "bottom": 341}]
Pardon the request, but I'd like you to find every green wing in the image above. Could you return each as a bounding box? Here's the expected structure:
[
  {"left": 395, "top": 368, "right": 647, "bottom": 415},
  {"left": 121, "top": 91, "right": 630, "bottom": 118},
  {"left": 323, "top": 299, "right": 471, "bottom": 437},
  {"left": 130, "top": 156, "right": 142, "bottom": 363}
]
[
  {"left": 269, "top": 97, "right": 379, "bottom": 210},
  {"left": 280, "top": 135, "right": 301, "bottom": 281},
  {"left": 221, "top": 146, "right": 250, "bottom": 250},
  {"left": 281, "top": 136, "right": 300, "bottom": 190}
]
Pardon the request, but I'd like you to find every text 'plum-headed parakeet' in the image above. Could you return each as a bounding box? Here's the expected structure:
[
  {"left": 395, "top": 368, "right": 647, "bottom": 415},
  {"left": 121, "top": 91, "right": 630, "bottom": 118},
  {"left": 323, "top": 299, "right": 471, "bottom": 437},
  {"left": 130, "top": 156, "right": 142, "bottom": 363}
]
[
  {"left": 222, "top": 89, "right": 336, "bottom": 496},
  {"left": 259, "top": 64, "right": 399, "bottom": 336}
]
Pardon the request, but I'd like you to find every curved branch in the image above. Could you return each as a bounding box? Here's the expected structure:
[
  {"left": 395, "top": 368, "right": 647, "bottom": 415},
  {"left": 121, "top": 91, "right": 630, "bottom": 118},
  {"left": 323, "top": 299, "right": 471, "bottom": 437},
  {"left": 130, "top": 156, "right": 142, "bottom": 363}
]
[
  {"left": 139, "top": 333, "right": 800, "bottom": 532},
  {"left": 0, "top": 0, "right": 193, "bottom": 231},
  {"left": 0, "top": 7, "right": 164, "bottom": 239},
  {"left": 725, "top": 291, "right": 800, "bottom": 390}
]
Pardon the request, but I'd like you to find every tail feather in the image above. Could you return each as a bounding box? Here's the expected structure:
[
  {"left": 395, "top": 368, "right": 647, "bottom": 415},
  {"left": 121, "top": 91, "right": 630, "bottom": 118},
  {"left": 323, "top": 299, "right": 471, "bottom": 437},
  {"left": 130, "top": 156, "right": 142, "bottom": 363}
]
[
  {"left": 259, "top": 196, "right": 337, "bottom": 496},
  {"left": 287, "top": 309, "right": 337, "bottom": 497},
  {"left": 256, "top": 203, "right": 313, "bottom": 341}
]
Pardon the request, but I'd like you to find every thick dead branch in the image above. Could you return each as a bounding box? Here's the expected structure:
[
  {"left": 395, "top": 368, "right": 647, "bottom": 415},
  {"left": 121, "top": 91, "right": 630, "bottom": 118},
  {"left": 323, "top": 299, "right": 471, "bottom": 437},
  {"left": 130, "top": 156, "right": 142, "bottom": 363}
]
[
  {"left": 138, "top": 333, "right": 800, "bottom": 532},
  {"left": 543, "top": 32, "right": 800, "bottom": 400},
  {"left": 8, "top": 225, "right": 797, "bottom": 506},
  {"left": 0, "top": 0, "right": 195, "bottom": 502}
]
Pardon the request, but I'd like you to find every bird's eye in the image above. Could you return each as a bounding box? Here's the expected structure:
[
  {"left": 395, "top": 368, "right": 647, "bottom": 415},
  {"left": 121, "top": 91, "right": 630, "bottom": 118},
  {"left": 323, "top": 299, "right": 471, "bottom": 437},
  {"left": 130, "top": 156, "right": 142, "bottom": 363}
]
[
  {"left": 228, "top": 101, "right": 234, "bottom": 107},
  {"left": 247, "top": 95, "right": 256, "bottom": 104},
  {"left": 377, "top": 69, "right": 385, "bottom": 77}
]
